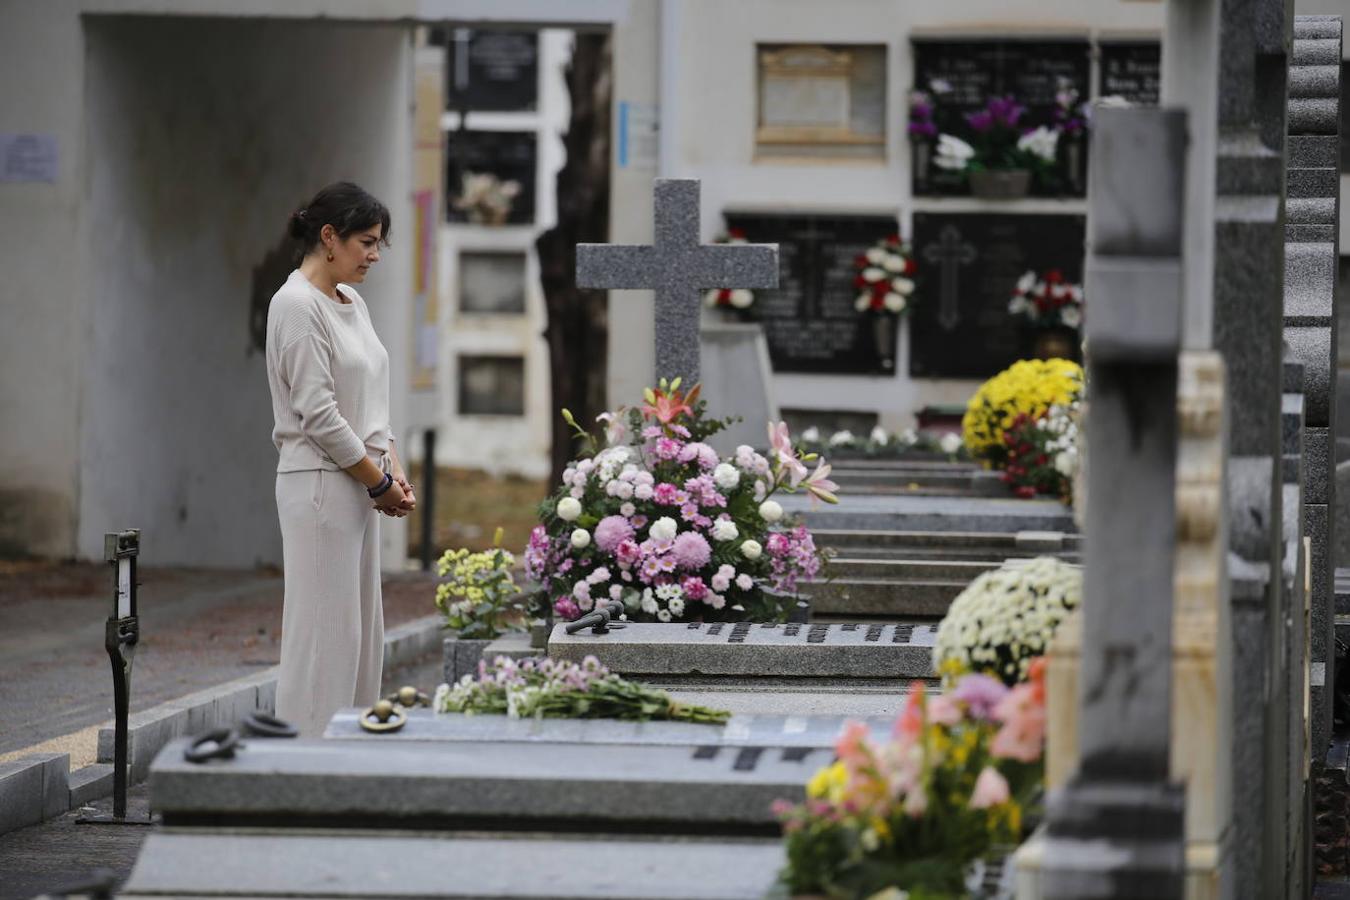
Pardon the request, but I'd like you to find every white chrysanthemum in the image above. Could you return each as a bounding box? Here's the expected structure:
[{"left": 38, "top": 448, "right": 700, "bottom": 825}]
[
  {"left": 571, "top": 528, "right": 591, "bottom": 549},
  {"left": 862, "top": 267, "right": 885, "bottom": 283},
  {"left": 758, "top": 500, "right": 784, "bottom": 523},
  {"left": 939, "top": 432, "right": 963, "bottom": 455},
  {"left": 865, "top": 247, "right": 886, "bottom": 265},
  {"left": 557, "top": 497, "right": 582, "bottom": 521},
  {"left": 712, "top": 519, "right": 739, "bottom": 542},
  {"left": 891, "top": 277, "right": 915, "bottom": 296},
  {"left": 870, "top": 425, "right": 889, "bottom": 445},
  {"left": 883, "top": 293, "right": 906, "bottom": 313},
  {"left": 713, "top": 463, "right": 741, "bottom": 490},
  {"left": 933, "top": 556, "right": 1081, "bottom": 684},
  {"left": 649, "top": 517, "right": 678, "bottom": 542},
  {"left": 730, "top": 289, "right": 754, "bottom": 309},
  {"left": 882, "top": 254, "right": 906, "bottom": 273}
]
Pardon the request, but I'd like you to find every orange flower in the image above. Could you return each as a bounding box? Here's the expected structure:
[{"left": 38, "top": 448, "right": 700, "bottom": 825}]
[{"left": 642, "top": 383, "right": 701, "bottom": 425}]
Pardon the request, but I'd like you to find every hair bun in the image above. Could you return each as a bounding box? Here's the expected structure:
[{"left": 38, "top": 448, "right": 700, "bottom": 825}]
[{"left": 287, "top": 208, "right": 309, "bottom": 241}]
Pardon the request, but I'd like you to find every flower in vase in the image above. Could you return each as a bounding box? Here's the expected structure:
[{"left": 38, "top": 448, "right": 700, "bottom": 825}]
[{"left": 1017, "top": 125, "right": 1060, "bottom": 164}]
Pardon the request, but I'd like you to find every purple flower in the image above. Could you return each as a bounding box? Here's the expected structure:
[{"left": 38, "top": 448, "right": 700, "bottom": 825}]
[
  {"left": 671, "top": 532, "right": 712, "bottom": 570},
  {"left": 908, "top": 120, "right": 938, "bottom": 138},
  {"left": 952, "top": 673, "right": 1010, "bottom": 720},
  {"left": 965, "top": 109, "right": 993, "bottom": 132},
  {"left": 595, "top": 515, "right": 635, "bottom": 553},
  {"left": 554, "top": 596, "right": 581, "bottom": 620}
]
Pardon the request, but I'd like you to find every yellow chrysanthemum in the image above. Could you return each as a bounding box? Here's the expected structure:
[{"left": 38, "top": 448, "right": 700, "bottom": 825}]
[{"left": 962, "top": 358, "right": 1083, "bottom": 460}]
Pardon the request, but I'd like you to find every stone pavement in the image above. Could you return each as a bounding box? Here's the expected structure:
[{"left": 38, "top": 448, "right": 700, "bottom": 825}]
[
  {"left": 0, "top": 644, "right": 445, "bottom": 900},
  {"left": 0, "top": 561, "right": 438, "bottom": 765}
]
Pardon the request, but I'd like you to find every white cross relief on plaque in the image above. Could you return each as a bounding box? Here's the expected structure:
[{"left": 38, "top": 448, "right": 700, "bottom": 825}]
[
  {"left": 922, "top": 224, "right": 977, "bottom": 331},
  {"left": 576, "top": 179, "right": 778, "bottom": 384}
]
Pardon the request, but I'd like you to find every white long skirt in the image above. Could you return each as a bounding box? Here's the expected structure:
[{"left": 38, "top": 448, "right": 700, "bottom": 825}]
[{"left": 273, "top": 467, "right": 384, "bottom": 736}]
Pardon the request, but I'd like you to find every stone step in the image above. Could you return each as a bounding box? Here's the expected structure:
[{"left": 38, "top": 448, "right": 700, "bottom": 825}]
[
  {"left": 826, "top": 556, "right": 999, "bottom": 581},
  {"left": 798, "top": 578, "right": 967, "bottom": 617},
  {"left": 812, "top": 527, "right": 1080, "bottom": 552},
  {"left": 784, "top": 492, "right": 1077, "bottom": 534},
  {"left": 830, "top": 468, "right": 1006, "bottom": 497},
  {"left": 123, "top": 832, "right": 785, "bottom": 899}
]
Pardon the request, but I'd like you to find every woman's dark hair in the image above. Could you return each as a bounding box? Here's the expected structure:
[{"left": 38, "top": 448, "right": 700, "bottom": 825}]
[{"left": 288, "top": 181, "right": 391, "bottom": 262}]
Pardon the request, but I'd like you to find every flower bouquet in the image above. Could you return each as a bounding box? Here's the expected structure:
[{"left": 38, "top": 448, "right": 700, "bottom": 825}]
[
  {"left": 773, "top": 668, "right": 1047, "bottom": 898},
  {"left": 1008, "top": 269, "right": 1083, "bottom": 331},
  {"left": 526, "top": 379, "right": 838, "bottom": 624},
  {"left": 435, "top": 528, "right": 528, "bottom": 640},
  {"left": 998, "top": 400, "right": 1081, "bottom": 501},
  {"left": 704, "top": 229, "right": 757, "bottom": 313},
  {"left": 933, "top": 95, "right": 1062, "bottom": 199},
  {"left": 961, "top": 359, "right": 1083, "bottom": 466},
  {"left": 435, "top": 654, "right": 731, "bottom": 724},
  {"left": 933, "top": 557, "right": 1080, "bottom": 686},
  {"left": 853, "top": 234, "right": 918, "bottom": 315},
  {"left": 453, "top": 171, "right": 521, "bottom": 225}
]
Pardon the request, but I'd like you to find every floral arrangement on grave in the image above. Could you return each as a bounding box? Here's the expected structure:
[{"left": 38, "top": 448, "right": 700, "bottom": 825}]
[
  {"left": 961, "top": 359, "right": 1083, "bottom": 466},
  {"left": 1008, "top": 269, "right": 1084, "bottom": 332},
  {"left": 525, "top": 379, "right": 838, "bottom": 625},
  {"left": 908, "top": 90, "right": 939, "bottom": 142},
  {"left": 853, "top": 234, "right": 918, "bottom": 315},
  {"left": 435, "top": 654, "right": 731, "bottom": 724},
  {"left": 773, "top": 669, "right": 1047, "bottom": 898},
  {"left": 932, "top": 95, "right": 1060, "bottom": 179},
  {"left": 435, "top": 527, "right": 528, "bottom": 640},
  {"left": 703, "top": 229, "right": 757, "bottom": 312},
  {"left": 800, "top": 425, "right": 965, "bottom": 460},
  {"left": 932, "top": 556, "right": 1081, "bottom": 686},
  {"left": 997, "top": 398, "right": 1081, "bottom": 502},
  {"left": 453, "top": 171, "right": 521, "bottom": 226}
]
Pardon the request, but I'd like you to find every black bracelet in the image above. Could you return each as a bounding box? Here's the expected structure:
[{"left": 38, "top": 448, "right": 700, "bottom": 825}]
[{"left": 367, "top": 473, "right": 394, "bottom": 498}]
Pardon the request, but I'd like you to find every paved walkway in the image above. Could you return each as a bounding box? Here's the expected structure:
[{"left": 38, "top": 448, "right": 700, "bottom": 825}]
[
  {"left": 0, "top": 561, "right": 439, "bottom": 766},
  {"left": 0, "top": 647, "right": 444, "bottom": 900}
]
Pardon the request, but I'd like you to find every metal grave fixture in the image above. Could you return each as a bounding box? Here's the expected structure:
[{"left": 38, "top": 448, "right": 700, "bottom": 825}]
[
  {"left": 576, "top": 178, "right": 778, "bottom": 384},
  {"left": 78, "top": 529, "right": 152, "bottom": 826}
]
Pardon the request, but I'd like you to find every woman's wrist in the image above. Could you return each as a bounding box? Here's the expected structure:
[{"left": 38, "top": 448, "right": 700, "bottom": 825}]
[{"left": 367, "top": 472, "right": 394, "bottom": 498}]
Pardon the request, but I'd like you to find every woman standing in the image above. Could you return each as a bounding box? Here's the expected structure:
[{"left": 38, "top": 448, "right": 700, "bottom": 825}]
[{"left": 265, "top": 182, "right": 415, "bottom": 736}]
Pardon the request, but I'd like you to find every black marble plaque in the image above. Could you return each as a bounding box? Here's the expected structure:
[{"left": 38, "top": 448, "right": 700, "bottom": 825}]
[
  {"left": 724, "top": 212, "right": 900, "bottom": 375},
  {"left": 912, "top": 40, "right": 1090, "bottom": 197},
  {"left": 446, "top": 130, "right": 536, "bottom": 226},
  {"left": 1099, "top": 42, "right": 1161, "bottom": 106},
  {"left": 434, "top": 28, "right": 539, "bottom": 112},
  {"left": 909, "top": 212, "right": 1085, "bottom": 379}
]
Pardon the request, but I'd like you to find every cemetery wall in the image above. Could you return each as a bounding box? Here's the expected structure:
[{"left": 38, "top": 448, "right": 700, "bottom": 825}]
[
  {"left": 632, "top": 0, "right": 1166, "bottom": 432},
  {"left": 0, "top": 5, "right": 417, "bottom": 566},
  {"left": 434, "top": 30, "right": 573, "bottom": 480},
  {"left": 76, "top": 16, "right": 413, "bottom": 568}
]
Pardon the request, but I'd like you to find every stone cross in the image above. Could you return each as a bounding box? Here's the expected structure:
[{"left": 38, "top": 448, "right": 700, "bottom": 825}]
[
  {"left": 922, "top": 224, "right": 977, "bottom": 331},
  {"left": 575, "top": 179, "right": 778, "bottom": 384}
]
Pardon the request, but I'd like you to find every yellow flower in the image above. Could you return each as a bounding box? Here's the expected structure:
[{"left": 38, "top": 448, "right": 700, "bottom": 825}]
[
  {"left": 807, "top": 761, "right": 849, "bottom": 800},
  {"left": 962, "top": 358, "right": 1082, "bottom": 459}
]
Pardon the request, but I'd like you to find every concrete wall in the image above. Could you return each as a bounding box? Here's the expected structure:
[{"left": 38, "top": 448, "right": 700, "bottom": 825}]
[
  {"left": 76, "top": 16, "right": 412, "bottom": 568},
  {"left": 606, "top": 0, "right": 1167, "bottom": 432}
]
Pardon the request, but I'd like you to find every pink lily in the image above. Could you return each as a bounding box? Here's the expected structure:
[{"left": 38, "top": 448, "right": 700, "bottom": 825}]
[
  {"left": 767, "top": 421, "right": 808, "bottom": 487},
  {"left": 802, "top": 458, "right": 839, "bottom": 504}
]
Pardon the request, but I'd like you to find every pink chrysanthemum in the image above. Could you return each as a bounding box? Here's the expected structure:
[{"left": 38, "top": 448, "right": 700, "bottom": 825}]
[
  {"left": 595, "top": 515, "right": 635, "bottom": 553},
  {"left": 671, "top": 531, "right": 712, "bottom": 570},
  {"left": 681, "top": 576, "right": 709, "bottom": 601},
  {"left": 554, "top": 596, "right": 581, "bottom": 620}
]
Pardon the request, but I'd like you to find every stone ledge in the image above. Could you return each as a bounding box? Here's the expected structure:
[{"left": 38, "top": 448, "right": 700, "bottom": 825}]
[
  {"left": 0, "top": 753, "right": 69, "bottom": 836},
  {"left": 68, "top": 763, "right": 114, "bottom": 808}
]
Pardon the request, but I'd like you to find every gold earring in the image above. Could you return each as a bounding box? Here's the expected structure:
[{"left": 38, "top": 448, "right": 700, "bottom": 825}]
[{"left": 326, "top": 248, "right": 335, "bottom": 262}]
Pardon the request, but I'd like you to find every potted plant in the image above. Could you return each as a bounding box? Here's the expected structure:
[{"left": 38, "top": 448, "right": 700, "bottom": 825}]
[
  {"left": 1008, "top": 269, "right": 1084, "bottom": 360},
  {"left": 436, "top": 528, "right": 529, "bottom": 684},
  {"left": 852, "top": 233, "right": 917, "bottom": 361},
  {"left": 934, "top": 95, "right": 1060, "bottom": 199}
]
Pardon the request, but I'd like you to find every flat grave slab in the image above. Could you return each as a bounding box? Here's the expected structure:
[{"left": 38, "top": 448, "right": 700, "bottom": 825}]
[
  {"left": 123, "top": 832, "right": 784, "bottom": 899},
  {"left": 148, "top": 738, "right": 823, "bottom": 833},
  {"left": 325, "top": 708, "right": 890, "bottom": 749},
  {"left": 548, "top": 621, "right": 936, "bottom": 679},
  {"left": 783, "top": 492, "right": 1077, "bottom": 533}
]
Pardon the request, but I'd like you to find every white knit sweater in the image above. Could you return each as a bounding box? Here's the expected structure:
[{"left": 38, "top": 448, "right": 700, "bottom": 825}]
[{"left": 266, "top": 270, "right": 393, "bottom": 472}]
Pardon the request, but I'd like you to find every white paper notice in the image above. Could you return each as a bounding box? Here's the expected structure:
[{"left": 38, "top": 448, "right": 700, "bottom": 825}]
[
  {"left": 1, "top": 134, "right": 58, "bottom": 183},
  {"left": 117, "top": 559, "right": 132, "bottom": 618},
  {"left": 617, "top": 102, "right": 658, "bottom": 170}
]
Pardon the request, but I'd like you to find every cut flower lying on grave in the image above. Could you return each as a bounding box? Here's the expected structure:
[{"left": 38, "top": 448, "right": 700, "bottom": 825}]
[
  {"left": 528, "top": 379, "right": 835, "bottom": 624},
  {"left": 774, "top": 668, "right": 1046, "bottom": 897},
  {"left": 434, "top": 654, "right": 731, "bottom": 724}
]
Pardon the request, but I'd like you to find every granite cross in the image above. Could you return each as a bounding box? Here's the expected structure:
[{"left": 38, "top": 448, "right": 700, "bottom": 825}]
[
  {"left": 922, "top": 224, "right": 977, "bottom": 331},
  {"left": 575, "top": 179, "right": 778, "bottom": 384}
]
